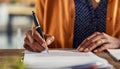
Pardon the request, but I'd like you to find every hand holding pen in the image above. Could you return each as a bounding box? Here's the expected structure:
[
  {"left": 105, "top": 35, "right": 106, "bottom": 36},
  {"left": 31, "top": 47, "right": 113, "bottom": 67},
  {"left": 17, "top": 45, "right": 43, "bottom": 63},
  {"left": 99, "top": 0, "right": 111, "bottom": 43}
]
[{"left": 23, "top": 11, "right": 55, "bottom": 52}]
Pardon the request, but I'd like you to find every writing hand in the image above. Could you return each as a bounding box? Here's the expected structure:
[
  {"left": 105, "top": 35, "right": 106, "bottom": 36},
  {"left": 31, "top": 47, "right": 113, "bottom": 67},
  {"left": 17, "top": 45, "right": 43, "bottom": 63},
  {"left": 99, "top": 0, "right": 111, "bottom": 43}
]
[{"left": 24, "top": 27, "right": 55, "bottom": 52}]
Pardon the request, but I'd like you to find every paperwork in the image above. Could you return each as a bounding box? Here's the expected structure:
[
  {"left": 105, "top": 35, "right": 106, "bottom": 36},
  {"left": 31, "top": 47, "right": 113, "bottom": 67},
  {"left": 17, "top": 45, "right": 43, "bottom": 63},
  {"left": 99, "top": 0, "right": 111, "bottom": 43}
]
[
  {"left": 107, "top": 49, "right": 120, "bottom": 61},
  {"left": 24, "top": 50, "right": 113, "bottom": 69}
]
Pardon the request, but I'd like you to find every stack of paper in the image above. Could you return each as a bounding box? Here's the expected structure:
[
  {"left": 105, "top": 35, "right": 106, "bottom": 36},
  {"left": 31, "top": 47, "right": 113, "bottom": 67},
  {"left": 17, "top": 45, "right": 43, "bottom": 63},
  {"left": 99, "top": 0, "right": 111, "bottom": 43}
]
[
  {"left": 107, "top": 49, "right": 120, "bottom": 61},
  {"left": 24, "top": 50, "right": 113, "bottom": 69}
]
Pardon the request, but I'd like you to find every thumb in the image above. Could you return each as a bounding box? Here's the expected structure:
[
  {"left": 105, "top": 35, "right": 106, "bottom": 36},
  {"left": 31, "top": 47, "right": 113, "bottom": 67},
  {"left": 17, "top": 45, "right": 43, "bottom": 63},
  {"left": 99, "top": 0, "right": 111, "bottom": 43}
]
[{"left": 46, "top": 35, "right": 55, "bottom": 45}]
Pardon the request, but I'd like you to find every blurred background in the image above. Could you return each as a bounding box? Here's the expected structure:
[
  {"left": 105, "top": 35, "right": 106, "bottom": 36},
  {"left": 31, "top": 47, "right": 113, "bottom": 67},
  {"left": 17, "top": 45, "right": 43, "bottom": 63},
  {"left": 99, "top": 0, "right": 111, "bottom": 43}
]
[{"left": 0, "top": 0, "right": 35, "bottom": 49}]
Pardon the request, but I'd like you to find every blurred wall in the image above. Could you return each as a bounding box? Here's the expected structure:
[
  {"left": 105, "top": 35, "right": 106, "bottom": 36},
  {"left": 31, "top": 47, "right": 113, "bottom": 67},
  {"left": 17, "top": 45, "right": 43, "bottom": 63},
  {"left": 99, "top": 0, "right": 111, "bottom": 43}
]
[{"left": 0, "top": 0, "right": 35, "bottom": 49}]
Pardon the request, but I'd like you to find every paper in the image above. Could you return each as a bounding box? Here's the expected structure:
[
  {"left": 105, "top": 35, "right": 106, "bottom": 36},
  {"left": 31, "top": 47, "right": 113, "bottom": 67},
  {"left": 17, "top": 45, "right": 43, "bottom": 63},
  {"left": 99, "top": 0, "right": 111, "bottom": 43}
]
[
  {"left": 107, "top": 49, "right": 120, "bottom": 61},
  {"left": 24, "top": 50, "right": 113, "bottom": 69}
]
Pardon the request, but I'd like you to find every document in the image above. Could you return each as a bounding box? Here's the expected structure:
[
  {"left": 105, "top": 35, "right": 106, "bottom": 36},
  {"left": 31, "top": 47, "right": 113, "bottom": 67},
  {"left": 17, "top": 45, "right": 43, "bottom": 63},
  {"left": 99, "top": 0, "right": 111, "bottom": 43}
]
[
  {"left": 24, "top": 50, "right": 113, "bottom": 69},
  {"left": 107, "top": 49, "right": 120, "bottom": 61}
]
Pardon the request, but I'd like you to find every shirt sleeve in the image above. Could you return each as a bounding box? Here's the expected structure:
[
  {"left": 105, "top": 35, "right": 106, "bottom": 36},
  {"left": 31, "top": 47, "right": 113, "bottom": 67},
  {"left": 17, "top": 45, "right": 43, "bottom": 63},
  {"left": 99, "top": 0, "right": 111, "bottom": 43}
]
[{"left": 113, "top": 1, "right": 120, "bottom": 39}]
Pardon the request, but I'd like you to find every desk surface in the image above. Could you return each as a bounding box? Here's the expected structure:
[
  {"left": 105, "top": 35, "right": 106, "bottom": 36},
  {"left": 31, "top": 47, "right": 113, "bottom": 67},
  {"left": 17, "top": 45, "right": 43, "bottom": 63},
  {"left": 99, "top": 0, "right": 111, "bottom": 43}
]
[{"left": 0, "top": 49, "right": 120, "bottom": 69}]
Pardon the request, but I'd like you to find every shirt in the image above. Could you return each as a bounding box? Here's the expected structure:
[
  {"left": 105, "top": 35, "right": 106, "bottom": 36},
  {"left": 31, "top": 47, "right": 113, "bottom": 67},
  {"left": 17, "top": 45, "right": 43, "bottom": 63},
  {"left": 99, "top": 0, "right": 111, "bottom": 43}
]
[
  {"left": 35, "top": 0, "right": 120, "bottom": 48},
  {"left": 73, "top": 0, "right": 108, "bottom": 48}
]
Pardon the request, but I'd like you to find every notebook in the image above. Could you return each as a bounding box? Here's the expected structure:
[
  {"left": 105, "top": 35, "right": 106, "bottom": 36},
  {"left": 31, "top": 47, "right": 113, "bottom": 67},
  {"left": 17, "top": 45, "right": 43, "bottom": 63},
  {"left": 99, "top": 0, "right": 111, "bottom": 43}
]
[
  {"left": 107, "top": 49, "right": 120, "bottom": 61},
  {"left": 24, "top": 50, "right": 113, "bottom": 69}
]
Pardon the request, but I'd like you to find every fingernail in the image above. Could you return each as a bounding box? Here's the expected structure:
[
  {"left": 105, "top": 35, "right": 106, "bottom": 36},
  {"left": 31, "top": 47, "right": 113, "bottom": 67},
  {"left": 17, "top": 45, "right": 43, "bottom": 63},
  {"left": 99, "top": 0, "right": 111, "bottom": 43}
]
[
  {"left": 79, "top": 48, "right": 83, "bottom": 51},
  {"left": 47, "top": 36, "right": 55, "bottom": 44},
  {"left": 91, "top": 40, "right": 94, "bottom": 43},
  {"left": 51, "top": 36, "right": 55, "bottom": 40},
  {"left": 42, "top": 42, "right": 47, "bottom": 47},
  {"left": 84, "top": 48, "right": 89, "bottom": 52},
  {"left": 94, "top": 50, "right": 97, "bottom": 52},
  {"left": 90, "top": 48, "right": 92, "bottom": 51},
  {"left": 47, "top": 39, "right": 51, "bottom": 45}
]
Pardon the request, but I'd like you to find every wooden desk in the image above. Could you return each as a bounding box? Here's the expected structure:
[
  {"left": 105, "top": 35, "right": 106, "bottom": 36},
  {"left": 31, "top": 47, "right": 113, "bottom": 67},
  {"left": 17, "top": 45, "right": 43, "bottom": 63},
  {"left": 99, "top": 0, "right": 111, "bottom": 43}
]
[{"left": 0, "top": 49, "right": 120, "bottom": 69}]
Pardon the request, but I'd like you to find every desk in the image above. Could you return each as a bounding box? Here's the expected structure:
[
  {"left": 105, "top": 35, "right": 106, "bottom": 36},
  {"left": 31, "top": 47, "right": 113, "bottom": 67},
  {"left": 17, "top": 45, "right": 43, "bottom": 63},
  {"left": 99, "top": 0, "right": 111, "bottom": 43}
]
[{"left": 0, "top": 49, "right": 120, "bottom": 69}]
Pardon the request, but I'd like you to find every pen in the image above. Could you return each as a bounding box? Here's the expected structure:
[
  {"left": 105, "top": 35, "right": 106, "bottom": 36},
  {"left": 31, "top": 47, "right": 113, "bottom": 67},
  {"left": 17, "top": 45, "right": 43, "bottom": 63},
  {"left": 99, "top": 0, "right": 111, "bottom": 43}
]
[{"left": 32, "top": 11, "right": 49, "bottom": 54}]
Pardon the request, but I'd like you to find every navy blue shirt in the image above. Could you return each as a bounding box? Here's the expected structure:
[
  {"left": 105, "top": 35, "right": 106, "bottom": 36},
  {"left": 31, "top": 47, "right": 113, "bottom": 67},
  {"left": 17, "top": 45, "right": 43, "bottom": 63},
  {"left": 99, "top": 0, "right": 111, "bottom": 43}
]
[{"left": 73, "top": 0, "right": 108, "bottom": 48}]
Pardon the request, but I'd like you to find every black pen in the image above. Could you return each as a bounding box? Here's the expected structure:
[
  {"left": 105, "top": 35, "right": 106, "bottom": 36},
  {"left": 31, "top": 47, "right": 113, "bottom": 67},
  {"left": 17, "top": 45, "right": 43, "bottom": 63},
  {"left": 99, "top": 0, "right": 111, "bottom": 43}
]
[{"left": 32, "top": 11, "right": 49, "bottom": 53}]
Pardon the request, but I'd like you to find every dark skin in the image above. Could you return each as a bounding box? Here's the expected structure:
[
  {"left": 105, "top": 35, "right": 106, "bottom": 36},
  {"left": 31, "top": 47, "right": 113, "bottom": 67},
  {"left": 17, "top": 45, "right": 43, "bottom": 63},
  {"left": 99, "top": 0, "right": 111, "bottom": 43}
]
[
  {"left": 24, "top": 29, "right": 120, "bottom": 52},
  {"left": 24, "top": 28, "right": 55, "bottom": 52},
  {"left": 24, "top": 0, "right": 120, "bottom": 52},
  {"left": 77, "top": 32, "right": 120, "bottom": 52}
]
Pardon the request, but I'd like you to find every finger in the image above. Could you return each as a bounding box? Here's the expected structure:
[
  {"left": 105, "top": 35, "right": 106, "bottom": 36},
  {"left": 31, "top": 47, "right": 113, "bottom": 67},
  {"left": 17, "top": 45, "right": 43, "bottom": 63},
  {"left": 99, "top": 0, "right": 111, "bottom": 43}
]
[
  {"left": 90, "top": 33, "right": 105, "bottom": 43},
  {"left": 25, "top": 36, "right": 43, "bottom": 52},
  {"left": 88, "top": 39, "right": 108, "bottom": 52},
  {"left": 32, "top": 41, "right": 45, "bottom": 52},
  {"left": 32, "top": 27, "right": 45, "bottom": 44},
  {"left": 77, "top": 39, "right": 90, "bottom": 52},
  {"left": 77, "top": 39, "right": 87, "bottom": 51},
  {"left": 44, "top": 34, "right": 52, "bottom": 40},
  {"left": 33, "top": 30, "right": 45, "bottom": 45},
  {"left": 32, "top": 27, "right": 36, "bottom": 36},
  {"left": 26, "top": 31, "right": 33, "bottom": 43},
  {"left": 25, "top": 31, "right": 46, "bottom": 52},
  {"left": 93, "top": 44, "right": 109, "bottom": 52},
  {"left": 24, "top": 37, "right": 36, "bottom": 51},
  {"left": 46, "top": 36, "right": 55, "bottom": 45},
  {"left": 24, "top": 44, "right": 34, "bottom": 52},
  {"left": 87, "top": 32, "right": 101, "bottom": 40},
  {"left": 83, "top": 33, "right": 106, "bottom": 52},
  {"left": 77, "top": 32, "right": 101, "bottom": 52},
  {"left": 32, "top": 27, "right": 47, "bottom": 51},
  {"left": 25, "top": 38, "right": 45, "bottom": 52}
]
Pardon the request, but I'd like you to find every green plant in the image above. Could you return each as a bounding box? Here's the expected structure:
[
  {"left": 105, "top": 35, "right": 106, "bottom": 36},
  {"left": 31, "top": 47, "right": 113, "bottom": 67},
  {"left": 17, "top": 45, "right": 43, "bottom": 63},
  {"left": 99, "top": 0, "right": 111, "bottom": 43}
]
[{"left": 0, "top": 56, "right": 27, "bottom": 69}]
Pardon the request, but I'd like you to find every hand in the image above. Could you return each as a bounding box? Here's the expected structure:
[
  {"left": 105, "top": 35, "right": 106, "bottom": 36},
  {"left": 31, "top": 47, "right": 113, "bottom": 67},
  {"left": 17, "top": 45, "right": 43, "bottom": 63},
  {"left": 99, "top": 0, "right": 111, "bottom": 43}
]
[
  {"left": 23, "top": 28, "right": 55, "bottom": 52},
  {"left": 77, "top": 32, "right": 120, "bottom": 52}
]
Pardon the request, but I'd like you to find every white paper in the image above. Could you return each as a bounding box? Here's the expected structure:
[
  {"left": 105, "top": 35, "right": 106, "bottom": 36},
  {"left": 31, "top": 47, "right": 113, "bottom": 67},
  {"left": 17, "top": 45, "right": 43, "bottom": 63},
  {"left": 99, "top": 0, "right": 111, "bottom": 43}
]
[
  {"left": 107, "top": 49, "right": 120, "bottom": 61},
  {"left": 24, "top": 50, "right": 113, "bottom": 69}
]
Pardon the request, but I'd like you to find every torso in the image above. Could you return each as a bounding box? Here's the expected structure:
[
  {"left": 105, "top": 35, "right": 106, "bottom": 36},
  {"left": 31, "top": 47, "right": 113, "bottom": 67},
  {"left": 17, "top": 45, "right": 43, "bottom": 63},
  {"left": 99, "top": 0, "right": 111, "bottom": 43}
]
[{"left": 73, "top": 0, "right": 108, "bottom": 48}]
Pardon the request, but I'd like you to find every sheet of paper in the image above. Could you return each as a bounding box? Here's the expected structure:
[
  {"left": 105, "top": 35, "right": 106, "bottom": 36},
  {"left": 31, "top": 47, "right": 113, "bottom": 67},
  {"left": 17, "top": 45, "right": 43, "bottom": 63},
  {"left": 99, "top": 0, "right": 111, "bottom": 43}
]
[
  {"left": 107, "top": 49, "right": 120, "bottom": 61},
  {"left": 24, "top": 50, "right": 113, "bottom": 69}
]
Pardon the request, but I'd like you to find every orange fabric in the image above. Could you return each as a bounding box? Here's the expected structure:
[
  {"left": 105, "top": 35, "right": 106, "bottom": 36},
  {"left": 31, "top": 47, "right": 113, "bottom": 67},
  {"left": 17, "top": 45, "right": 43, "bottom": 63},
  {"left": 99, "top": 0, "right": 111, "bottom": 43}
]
[
  {"left": 34, "top": 0, "right": 120, "bottom": 48},
  {"left": 106, "top": 0, "right": 120, "bottom": 37}
]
